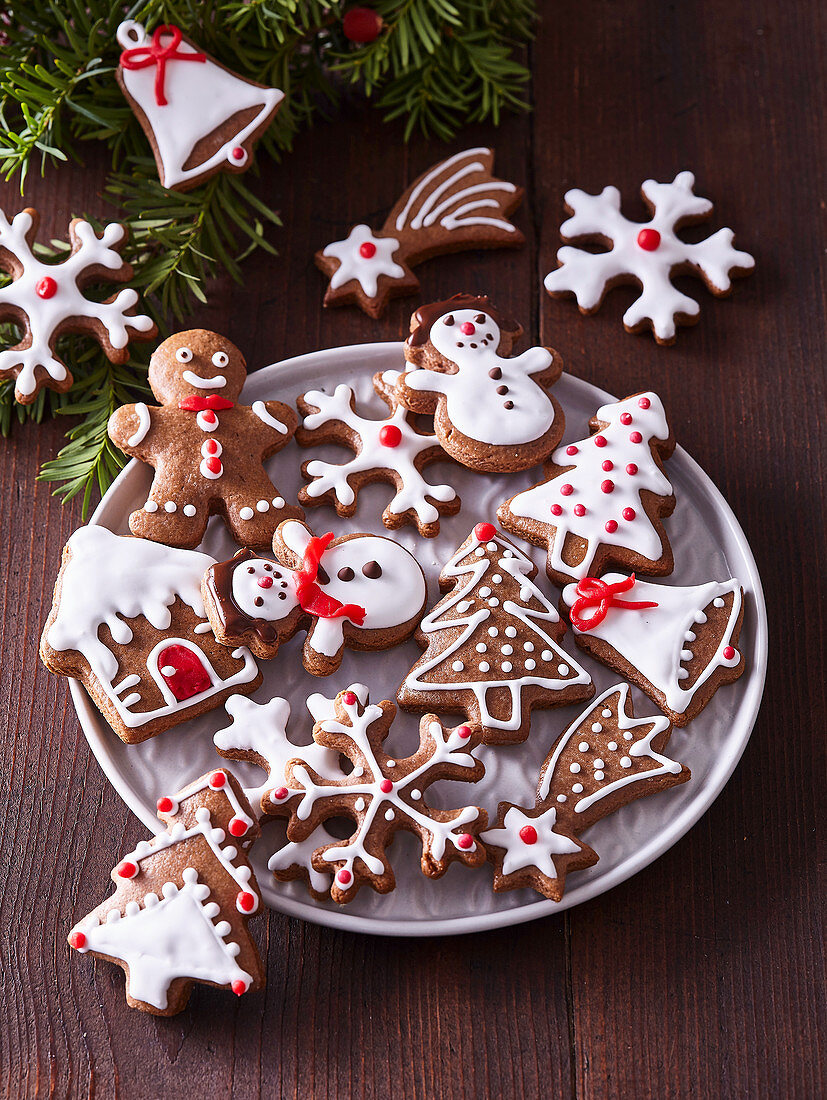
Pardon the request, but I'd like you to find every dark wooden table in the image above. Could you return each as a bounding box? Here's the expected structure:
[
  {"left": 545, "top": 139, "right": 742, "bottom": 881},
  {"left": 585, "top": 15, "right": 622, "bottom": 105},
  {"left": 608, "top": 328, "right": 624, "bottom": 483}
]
[{"left": 2, "top": 1, "right": 824, "bottom": 1096}]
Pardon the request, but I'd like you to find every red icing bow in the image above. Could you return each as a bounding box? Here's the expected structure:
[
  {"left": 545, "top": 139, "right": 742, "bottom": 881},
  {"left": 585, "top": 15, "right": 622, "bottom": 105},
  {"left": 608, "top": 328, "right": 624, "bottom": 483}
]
[
  {"left": 294, "top": 533, "right": 366, "bottom": 625},
  {"left": 178, "top": 395, "right": 234, "bottom": 412},
  {"left": 120, "top": 24, "right": 206, "bottom": 107},
  {"left": 569, "top": 574, "right": 658, "bottom": 632}
]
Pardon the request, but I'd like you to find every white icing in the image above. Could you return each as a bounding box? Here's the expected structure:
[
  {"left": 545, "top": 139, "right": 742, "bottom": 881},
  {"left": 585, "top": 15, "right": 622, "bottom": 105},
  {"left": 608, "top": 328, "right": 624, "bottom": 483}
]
[
  {"left": 300, "top": 384, "right": 456, "bottom": 525},
  {"left": 403, "top": 309, "right": 557, "bottom": 447},
  {"left": 0, "top": 210, "right": 154, "bottom": 397},
  {"left": 199, "top": 456, "right": 223, "bottom": 480},
  {"left": 252, "top": 399, "right": 288, "bottom": 434},
  {"left": 196, "top": 410, "right": 218, "bottom": 432},
  {"left": 322, "top": 224, "right": 404, "bottom": 298},
  {"left": 480, "top": 806, "right": 580, "bottom": 878},
  {"left": 562, "top": 575, "right": 742, "bottom": 717},
  {"left": 230, "top": 558, "right": 298, "bottom": 622},
  {"left": 394, "top": 147, "right": 517, "bottom": 234},
  {"left": 127, "top": 402, "right": 151, "bottom": 446},
  {"left": 116, "top": 21, "right": 283, "bottom": 190},
  {"left": 47, "top": 527, "right": 257, "bottom": 728},
  {"left": 183, "top": 369, "right": 225, "bottom": 389},
  {"left": 404, "top": 527, "right": 590, "bottom": 731},
  {"left": 505, "top": 391, "right": 672, "bottom": 579},
  {"left": 544, "top": 171, "right": 755, "bottom": 342}
]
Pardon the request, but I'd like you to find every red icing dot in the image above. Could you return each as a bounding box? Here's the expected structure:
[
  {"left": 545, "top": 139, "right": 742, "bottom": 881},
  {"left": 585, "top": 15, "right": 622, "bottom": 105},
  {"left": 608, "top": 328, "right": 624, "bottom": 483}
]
[
  {"left": 272, "top": 786, "right": 289, "bottom": 802},
  {"left": 629, "top": 431, "right": 643, "bottom": 443},
  {"left": 457, "top": 833, "right": 474, "bottom": 850},
  {"left": 116, "top": 861, "right": 137, "bottom": 879},
  {"left": 156, "top": 796, "right": 174, "bottom": 814},
  {"left": 560, "top": 483, "right": 573, "bottom": 496},
  {"left": 359, "top": 240, "right": 377, "bottom": 259},
  {"left": 626, "top": 463, "right": 638, "bottom": 475},
  {"left": 209, "top": 770, "right": 227, "bottom": 789},
  {"left": 573, "top": 503, "right": 586, "bottom": 517},
  {"left": 622, "top": 507, "right": 636, "bottom": 521},
  {"left": 620, "top": 412, "right": 632, "bottom": 425},
  {"left": 637, "top": 228, "right": 661, "bottom": 251},
  {"left": 566, "top": 444, "right": 578, "bottom": 456},
  {"left": 206, "top": 456, "right": 222, "bottom": 473},
  {"left": 602, "top": 460, "right": 613, "bottom": 472},
  {"left": 36, "top": 275, "right": 57, "bottom": 298},
  {"left": 594, "top": 435, "right": 607, "bottom": 448},
  {"left": 69, "top": 931, "right": 86, "bottom": 950},
  {"left": 232, "top": 979, "right": 248, "bottom": 997},
  {"left": 205, "top": 439, "right": 219, "bottom": 454},
  {"left": 337, "top": 869, "right": 352, "bottom": 886},
  {"left": 519, "top": 825, "right": 538, "bottom": 845},
  {"left": 638, "top": 396, "right": 651, "bottom": 409},
  {"left": 474, "top": 522, "right": 496, "bottom": 541},
  {"left": 257, "top": 575, "right": 273, "bottom": 588},
  {"left": 237, "top": 890, "right": 256, "bottom": 912},
  {"left": 380, "top": 779, "right": 393, "bottom": 793},
  {"left": 460, "top": 321, "right": 476, "bottom": 335},
  {"left": 379, "top": 424, "right": 402, "bottom": 447},
  {"left": 601, "top": 480, "right": 614, "bottom": 494},
  {"left": 229, "top": 817, "right": 249, "bottom": 838},
  {"left": 342, "top": 691, "right": 357, "bottom": 706},
  {"left": 605, "top": 519, "right": 618, "bottom": 533},
  {"left": 457, "top": 725, "right": 471, "bottom": 739},
  {"left": 231, "top": 146, "right": 245, "bottom": 161},
  {"left": 550, "top": 503, "right": 563, "bottom": 516},
  {"left": 723, "top": 645, "right": 736, "bottom": 660},
  {"left": 202, "top": 410, "right": 217, "bottom": 424}
]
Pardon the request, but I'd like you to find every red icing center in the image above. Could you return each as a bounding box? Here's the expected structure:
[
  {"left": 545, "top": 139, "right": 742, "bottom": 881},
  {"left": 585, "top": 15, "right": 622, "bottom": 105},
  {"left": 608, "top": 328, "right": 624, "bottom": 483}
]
[
  {"left": 117, "top": 860, "right": 137, "bottom": 879},
  {"left": 342, "top": 691, "right": 357, "bottom": 706},
  {"left": 205, "top": 439, "right": 219, "bottom": 454},
  {"left": 457, "top": 833, "right": 474, "bottom": 850},
  {"left": 237, "top": 890, "right": 256, "bottom": 912},
  {"left": 637, "top": 228, "right": 661, "bottom": 251},
  {"left": 158, "top": 644, "right": 212, "bottom": 701},
  {"left": 359, "top": 241, "right": 377, "bottom": 258},
  {"left": 210, "top": 770, "right": 227, "bottom": 789},
  {"left": 457, "top": 725, "right": 471, "bottom": 739},
  {"left": 379, "top": 424, "right": 402, "bottom": 447},
  {"left": 519, "top": 825, "right": 538, "bottom": 845},
  {"left": 156, "top": 796, "right": 174, "bottom": 813},
  {"left": 229, "top": 816, "right": 249, "bottom": 837},
  {"left": 202, "top": 410, "right": 217, "bottom": 424},
  {"left": 272, "top": 786, "right": 289, "bottom": 801},
  {"left": 723, "top": 645, "right": 736, "bottom": 660},
  {"left": 460, "top": 321, "right": 476, "bottom": 335},
  {"left": 566, "top": 444, "right": 578, "bottom": 456},
  {"left": 69, "top": 931, "right": 86, "bottom": 950},
  {"left": 474, "top": 522, "right": 496, "bottom": 541},
  {"left": 337, "top": 869, "right": 352, "bottom": 885},
  {"left": 205, "top": 456, "right": 222, "bottom": 473},
  {"left": 36, "top": 276, "right": 57, "bottom": 298},
  {"left": 231, "top": 146, "right": 245, "bottom": 161},
  {"left": 380, "top": 779, "right": 393, "bottom": 793},
  {"left": 258, "top": 576, "right": 274, "bottom": 588},
  {"left": 232, "top": 979, "right": 248, "bottom": 996}
]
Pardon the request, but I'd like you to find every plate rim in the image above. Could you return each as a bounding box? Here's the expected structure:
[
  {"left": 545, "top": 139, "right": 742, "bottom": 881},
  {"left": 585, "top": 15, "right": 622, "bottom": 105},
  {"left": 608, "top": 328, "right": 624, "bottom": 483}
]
[{"left": 71, "top": 340, "right": 768, "bottom": 937}]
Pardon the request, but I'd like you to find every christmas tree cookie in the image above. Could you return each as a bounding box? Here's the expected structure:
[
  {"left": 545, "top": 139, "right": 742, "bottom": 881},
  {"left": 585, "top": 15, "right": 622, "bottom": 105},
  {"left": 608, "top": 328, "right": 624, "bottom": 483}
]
[
  {"left": 498, "top": 391, "right": 676, "bottom": 586},
  {"left": 562, "top": 573, "right": 745, "bottom": 726},
  {"left": 67, "top": 769, "right": 264, "bottom": 1015},
  {"left": 397, "top": 523, "right": 593, "bottom": 745}
]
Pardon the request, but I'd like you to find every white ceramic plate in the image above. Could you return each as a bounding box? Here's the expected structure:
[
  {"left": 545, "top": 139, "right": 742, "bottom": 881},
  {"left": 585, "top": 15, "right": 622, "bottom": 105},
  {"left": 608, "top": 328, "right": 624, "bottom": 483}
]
[{"left": 72, "top": 342, "right": 767, "bottom": 936}]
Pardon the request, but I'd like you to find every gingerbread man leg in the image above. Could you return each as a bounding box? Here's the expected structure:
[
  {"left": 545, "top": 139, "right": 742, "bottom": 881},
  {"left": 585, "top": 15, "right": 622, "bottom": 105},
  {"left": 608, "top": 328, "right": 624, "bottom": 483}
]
[
  {"left": 129, "top": 480, "right": 210, "bottom": 548},
  {"left": 222, "top": 480, "right": 304, "bottom": 549}
]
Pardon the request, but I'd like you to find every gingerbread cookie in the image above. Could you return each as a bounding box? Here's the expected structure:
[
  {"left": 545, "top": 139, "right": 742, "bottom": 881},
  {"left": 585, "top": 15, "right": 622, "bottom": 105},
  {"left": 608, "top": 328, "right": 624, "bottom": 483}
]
[
  {"left": 562, "top": 572, "right": 745, "bottom": 726},
  {"left": 203, "top": 519, "right": 427, "bottom": 674},
  {"left": 0, "top": 207, "right": 156, "bottom": 404},
  {"left": 316, "top": 148, "right": 523, "bottom": 318},
  {"left": 481, "top": 683, "right": 689, "bottom": 900},
  {"left": 265, "top": 688, "right": 487, "bottom": 904},
  {"left": 40, "top": 526, "right": 260, "bottom": 743},
  {"left": 498, "top": 391, "right": 675, "bottom": 586},
  {"left": 394, "top": 295, "right": 564, "bottom": 472},
  {"left": 544, "top": 171, "right": 755, "bottom": 344},
  {"left": 108, "top": 329, "right": 301, "bottom": 550},
  {"left": 397, "top": 522, "right": 592, "bottom": 745},
  {"left": 116, "top": 21, "right": 283, "bottom": 192},
  {"left": 296, "top": 371, "right": 459, "bottom": 537},
  {"left": 68, "top": 769, "right": 264, "bottom": 1015}
]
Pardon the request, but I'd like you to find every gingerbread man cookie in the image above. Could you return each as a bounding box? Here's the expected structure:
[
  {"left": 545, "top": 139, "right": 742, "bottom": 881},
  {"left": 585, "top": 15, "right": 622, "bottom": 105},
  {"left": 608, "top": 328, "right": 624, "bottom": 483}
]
[
  {"left": 394, "top": 295, "right": 564, "bottom": 472},
  {"left": 108, "top": 329, "right": 301, "bottom": 549}
]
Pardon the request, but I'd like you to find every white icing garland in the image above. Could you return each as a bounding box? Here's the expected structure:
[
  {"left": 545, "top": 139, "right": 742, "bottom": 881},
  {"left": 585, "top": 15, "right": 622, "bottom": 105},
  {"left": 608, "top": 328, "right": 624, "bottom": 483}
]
[{"left": 395, "top": 147, "right": 517, "bottom": 234}]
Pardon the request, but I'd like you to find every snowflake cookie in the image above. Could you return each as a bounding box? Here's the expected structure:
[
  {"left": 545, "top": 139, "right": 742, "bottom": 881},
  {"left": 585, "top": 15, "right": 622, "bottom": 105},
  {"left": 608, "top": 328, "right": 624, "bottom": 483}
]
[
  {"left": 68, "top": 768, "right": 264, "bottom": 1015},
  {"left": 263, "top": 689, "right": 488, "bottom": 904},
  {"left": 0, "top": 208, "right": 156, "bottom": 403},
  {"left": 296, "top": 369, "right": 460, "bottom": 537},
  {"left": 544, "top": 171, "right": 755, "bottom": 344},
  {"left": 481, "top": 683, "right": 690, "bottom": 900}
]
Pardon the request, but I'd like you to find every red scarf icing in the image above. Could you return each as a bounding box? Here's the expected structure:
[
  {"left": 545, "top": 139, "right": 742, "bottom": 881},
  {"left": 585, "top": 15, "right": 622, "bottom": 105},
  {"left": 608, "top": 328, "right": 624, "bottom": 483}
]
[
  {"left": 294, "top": 533, "right": 366, "bottom": 625},
  {"left": 120, "top": 24, "right": 206, "bottom": 107},
  {"left": 569, "top": 574, "right": 659, "bottom": 632},
  {"left": 178, "top": 395, "right": 235, "bottom": 411}
]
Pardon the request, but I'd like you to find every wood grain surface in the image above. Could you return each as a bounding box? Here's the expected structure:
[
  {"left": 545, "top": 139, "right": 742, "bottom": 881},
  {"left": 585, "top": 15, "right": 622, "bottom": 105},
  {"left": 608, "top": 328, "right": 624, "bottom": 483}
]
[{"left": 1, "top": 1, "right": 824, "bottom": 1097}]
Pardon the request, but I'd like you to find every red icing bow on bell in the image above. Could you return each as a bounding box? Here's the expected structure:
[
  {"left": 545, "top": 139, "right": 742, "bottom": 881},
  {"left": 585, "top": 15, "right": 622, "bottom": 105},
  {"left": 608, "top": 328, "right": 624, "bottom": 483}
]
[
  {"left": 178, "top": 395, "right": 235, "bottom": 412},
  {"left": 294, "top": 533, "right": 366, "bottom": 625},
  {"left": 569, "top": 574, "right": 658, "bottom": 632},
  {"left": 120, "top": 24, "right": 206, "bottom": 107}
]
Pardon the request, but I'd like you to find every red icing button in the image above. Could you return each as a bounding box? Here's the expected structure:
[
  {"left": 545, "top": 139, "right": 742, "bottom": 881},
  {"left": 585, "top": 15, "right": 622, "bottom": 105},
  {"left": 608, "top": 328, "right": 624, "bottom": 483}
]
[
  {"left": 605, "top": 520, "right": 618, "bottom": 533},
  {"left": 380, "top": 779, "right": 393, "bottom": 793},
  {"left": 159, "top": 644, "right": 211, "bottom": 701},
  {"left": 626, "top": 463, "right": 638, "bottom": 475},
  {"left": 206, "top": 456, "right": 222, "bottom": 473},
  {"left": 637, "top": 228, "right": 661, "bottom": 251},
  {"left": 457, "top": 833, "right": 474, "bottom": 850},
  {"left": 460, "top": 321, "right": 476, "bottom": 335},
  {"left": 602, "top": 460, "right": 614, "bottom": 472},
  {"left": 202, "top": 410, "right": 217, "bottom": 424},
  {"left": 594, "top": 435, "right": 607, "bottom": 448},
  {"left": 638, "top": 396, "right": 651, "bottom": 409},
  {"left": 272, "top": 786, "right": 289, "bottom": 802},
  {"left": 232, "top": 979, "right": 248, "bottom": 996},
  {"left": 519, "top": 825, "right": 538, "bottom": 845},
  {"left": 69, "top": 930, "right": 86, "bottom": 950},
  {"left": 257, "top": 575, "right": 274, "bottom": 588},
  {"left": 337, "top": 869, "right": 352, "bottom": 886},
  {"left": 237, "top": 890, "right": 256, "bottom": 912},
  {"left": 620, "top": 412, "right": 632, "bottom": 425},
  {"left": 205, "top": 439, "right": 219, "bottom": 454},
  {"left": 560, "top": 483, "right": 573, "bottom": 496},
  {"left": 550, "top": 503, "right": 563, "bottom": 516},
  {"left": 36, "top": 275, "right": 57, "bottom": 298},
  {"left": 378, "top": 424, "right": 402, "bottom": 447},
  {"left": 474, "top": 522, "right": 496, "bottom": 541},
  {"left": 457, "top": 725, "right": 471, "bottom": 739},
  {"left": 231, "top": 146, "right": 245, "bottom": 161},
  {"left": 566, "top": 444, "right": 578, "bottom": 456},
  {"left": 601, "top": 480, "right": 614, "bottom": 494},
  {"left": 723, "top": 645, "right": 736, "bottom": 660},
  {"left": 629, "top": 431, "right": 643, "bottom": 444},
  {"left": 574, "top": 504, "right": 586, "bottom": 517},
  {"left": 342, "top": 691, "right": 357, "bottom": 706},
  {"left": 229, "top": 817, "right": 249, "bottom": 838},
  {"left": 210, "top": 770, "right": 227, "bottom": 789},
  {"left": 622, "top": 507, "right": 636, "bottom": 521},
  {"left": 117, "top": 861, "right": 137, "bottom": 879},
  {"left": 359, "top": 240, "right": 377, "bottom": 259},
  {"left": 156, "top": 796, "right": 174, "bottom": 814}
]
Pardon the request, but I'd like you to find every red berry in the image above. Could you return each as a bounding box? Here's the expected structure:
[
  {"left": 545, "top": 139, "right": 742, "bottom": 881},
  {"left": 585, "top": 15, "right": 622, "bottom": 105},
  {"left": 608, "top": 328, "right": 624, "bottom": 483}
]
[
  {"left": 626, "top": 463, "right": 638, "bottom": 475},
  {"left": 560, "top": 483, "right": 573, "bottom": 496},
  {"left": 232, "top": 979, "right": 248, "bottom": 997},
  {"left": 342, "top": 691, "right": 357, "bottom": 706},
  {"left": 229, "top": 817, "right": 249, "bottom": 838},
  {"left": 566, "top": 444, "right": 578, "bottom": 456},
  {"left": 206, "top": 456, "right": 222, "bottom": 473},
  {"left": 723, "top": 645, "right": 736, "bottom": 660},
  {"left": 638, "top": 396, "right": 651, "bottom": 409},
  {"left": 237, "top": 890, "right": 256, "bottom": 912},
  {"left": 156, "top": 796, "right": 174, "bottom": 813},
  {"left": 36, "top": 276, "right": 57, "bottom": 298},
  {"left": 594, "top": 435, "right": 607, "bottom": 448},
  {"left": 457, "top": 833, "right": 474, "bottom": 850},
  {"left": 637, "top": 228, "right": 661, "bottom": 251},
  {"left": 378, "top": 424, "right": 402, "bottom": 447},
  {"left": 380, "top": 779, "right": 393, "bottom": 793},
  {"left": 460, "top": 321, "right": 476, "bottom": 335},
  {"left": 457, "top": 725, "right": 471, "bottom": 739},
  {"left": 69, "top": 931, "right": 86, "bottom": 950},
  {"left": 231, "top": 146, "right": 245, "bottom": 161},
  {"left": 602, "top": 460, "right": 613, "bottom": 472},
  {"left": 359, "top": 241, "right": 377, "bottom": 259},
  {"left": 622, "top": 507, "right": 636, "bottom": 521},
  {"left": 474, "top": 522, "right": 496, "bottom": 541},
  {"left": 342, "top": 6, "right": 383, "bottom": 44},
  {"left": 601, "top": 480, "right": 614, "bottom": 494},
  {"left": 620, "top": 412, "right": 632, "bottom": 425},
  {"left": 574, "top": 503, "right": 586, "bottom": 517},
  {"left": 116, "top": 861, "right": 137, "bottom": 879},
  {"left": 605, "top": 520, "right": 618, "bottom": 533},
  {"left": 337, "top": 868, "right": 352, "bottom": 885},
  {"left": 550, "top": 503, "right": 563, "bottom": 516},
  {"left": 272, "top": 786, "right": 289, "bottom": 802},
  {"left": 519, "top": 825, "right": 538, "bottom": 845},
  {"left": 209, "top": 770, "right": 226, "bottom": 789}
]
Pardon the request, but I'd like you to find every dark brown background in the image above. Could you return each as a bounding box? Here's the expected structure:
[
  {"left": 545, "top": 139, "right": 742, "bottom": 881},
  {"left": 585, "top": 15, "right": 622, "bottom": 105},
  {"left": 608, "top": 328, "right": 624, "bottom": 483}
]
[{"left": 1, "top": 0, "right": 824, "bottom": 1097}]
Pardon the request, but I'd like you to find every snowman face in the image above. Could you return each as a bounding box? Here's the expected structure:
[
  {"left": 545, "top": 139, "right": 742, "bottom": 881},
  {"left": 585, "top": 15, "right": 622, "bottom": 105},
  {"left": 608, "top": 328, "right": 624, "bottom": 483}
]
[
  {"left": 231, "top": 557, "right": 298, "bottom": 621},
  {"left": 148, "top": 329, "right": 247, "bottom": 403},
  {"left": 429, "top": 308, "right": 501, "bottom": 361},
  {"left": 317, "top": 535, "right": 426, "bottom": 629}
]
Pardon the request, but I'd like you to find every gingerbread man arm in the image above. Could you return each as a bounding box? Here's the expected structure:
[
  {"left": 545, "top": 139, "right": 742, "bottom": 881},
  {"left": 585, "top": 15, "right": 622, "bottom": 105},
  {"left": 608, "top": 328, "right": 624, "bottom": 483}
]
[
  {"left": 108, "top": 401, "right": 160, "bottom": 461},
  {"left": 247, "top": 399, "right": 299, "bottom": 451}
]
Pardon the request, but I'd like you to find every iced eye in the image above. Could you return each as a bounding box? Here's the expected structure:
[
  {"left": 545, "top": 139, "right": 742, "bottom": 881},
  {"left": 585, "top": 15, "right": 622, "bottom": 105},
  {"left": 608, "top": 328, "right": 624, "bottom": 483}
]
[
  {"left": 212, "top": 351, "right": 229, "bottom": 368},
  {"left": 175, "top": 346, "right": 193, "bottom": 363},
  {"left": 442, "top": 314, "right": 454, "bottom": 326}
]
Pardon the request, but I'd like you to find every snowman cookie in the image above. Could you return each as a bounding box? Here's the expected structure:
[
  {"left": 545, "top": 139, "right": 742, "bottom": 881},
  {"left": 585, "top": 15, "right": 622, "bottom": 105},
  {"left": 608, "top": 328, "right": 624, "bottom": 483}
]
[
  {"left": 393, "top": 294, "right": 564, "bottom": 472},
  {"left": 108, "top": 330, "right": 301, "bottom": 550},
  {"left": 202, "top": 519, "right": 427, "bottom": 675}
]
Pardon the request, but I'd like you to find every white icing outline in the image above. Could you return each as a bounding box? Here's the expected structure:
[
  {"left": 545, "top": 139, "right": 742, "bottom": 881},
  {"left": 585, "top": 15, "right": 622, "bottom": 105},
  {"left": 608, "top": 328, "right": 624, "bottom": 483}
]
[
  {"left": 127, "top": 402, "right": 151, "bottom": 446},
  {"left": 252, "top": 399, "right": 288, "bottom": 433}
]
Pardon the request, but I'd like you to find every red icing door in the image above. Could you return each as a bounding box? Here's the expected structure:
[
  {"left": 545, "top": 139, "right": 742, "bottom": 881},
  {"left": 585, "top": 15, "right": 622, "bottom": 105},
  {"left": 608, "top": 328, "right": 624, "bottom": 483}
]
[{"left": 157, "top": 644, "right": 212, "bottom": 702}]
